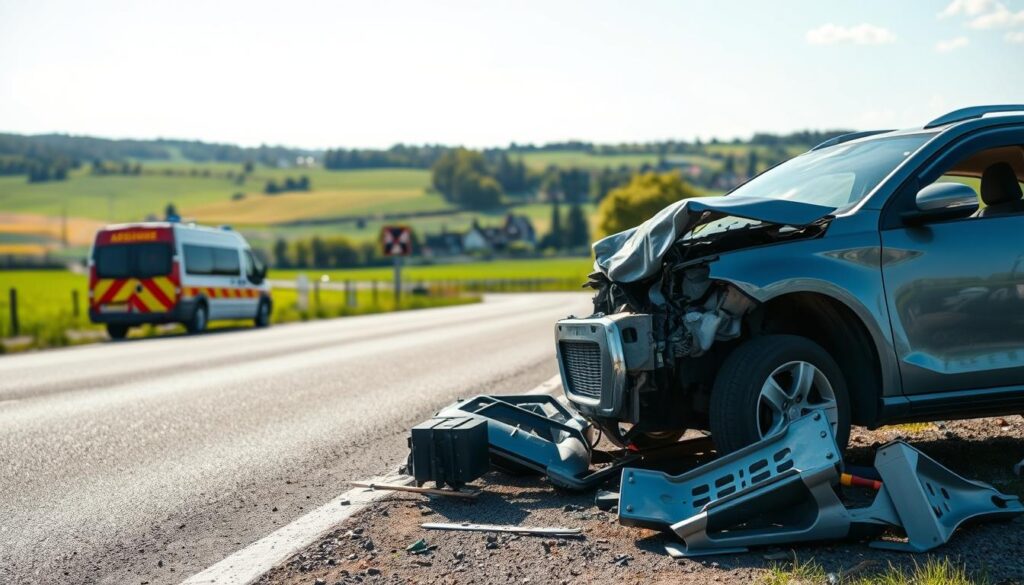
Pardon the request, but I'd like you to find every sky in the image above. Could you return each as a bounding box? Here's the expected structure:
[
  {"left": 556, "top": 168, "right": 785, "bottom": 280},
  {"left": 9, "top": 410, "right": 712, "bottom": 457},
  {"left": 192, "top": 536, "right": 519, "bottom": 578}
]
[{"left": 1, "top": 0, "right": 1023, "bottom": 149}]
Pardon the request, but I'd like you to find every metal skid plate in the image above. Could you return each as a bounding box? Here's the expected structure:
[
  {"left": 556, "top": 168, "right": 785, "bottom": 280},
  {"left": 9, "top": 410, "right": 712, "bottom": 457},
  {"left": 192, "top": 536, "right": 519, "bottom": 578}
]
[
  {"left": 618, "top": 412, "right": 876, "bottom": 556},
  {"left": 619, "top": 412, "right": 839, "bottom": 531},
  {"left": 869, "top": 441, "right": 1024, "bottom": 553}
]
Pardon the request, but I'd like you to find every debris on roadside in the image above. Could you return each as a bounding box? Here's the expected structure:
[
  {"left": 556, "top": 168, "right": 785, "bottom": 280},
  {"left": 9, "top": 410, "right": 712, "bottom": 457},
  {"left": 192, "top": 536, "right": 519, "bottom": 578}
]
[
  {"left": 396, "top": 393, "right": 1022, "bottom": 565},
  {"left": 349, "top": 481, "right": 480, "bottom": 499},
  {"left": 421, "top": 522, "right": 582, "bottom": 537},
  {"left": 405, "top": 538, "right": 436, "bottom": 555},
  {"left": 619, "top": 412, "right": 1023, "bottom": 557}
]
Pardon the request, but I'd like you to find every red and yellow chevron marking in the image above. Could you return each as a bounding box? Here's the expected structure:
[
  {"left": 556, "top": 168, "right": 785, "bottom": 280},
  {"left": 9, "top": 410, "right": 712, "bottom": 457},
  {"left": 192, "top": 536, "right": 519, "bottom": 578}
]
[
  {"left": 182, "top": 286, "right": 261, "bottom": 299},
  {"left": 91, "top": 276, "right": 178, "bottom": 313}
]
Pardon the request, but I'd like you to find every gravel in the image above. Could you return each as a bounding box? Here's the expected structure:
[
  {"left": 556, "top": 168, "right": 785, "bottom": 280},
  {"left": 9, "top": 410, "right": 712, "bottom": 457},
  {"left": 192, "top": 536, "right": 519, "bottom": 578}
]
[{"left": 257, "top": 416, "right": 1024, "bottom": 584}]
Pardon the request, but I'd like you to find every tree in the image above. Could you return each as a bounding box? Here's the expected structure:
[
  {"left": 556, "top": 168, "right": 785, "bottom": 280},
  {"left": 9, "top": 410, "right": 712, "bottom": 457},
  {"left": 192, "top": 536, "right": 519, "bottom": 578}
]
[
  {"left": 297, "top": 175, "right": 310, "bottom": 191},
  {"left": 243, "top": 161, "right": 254, "bottom": 174},
  {"left": 596, "top": 172, "right": 702, "bottom": 238},
  {"left": 265, "top": 180, "right": 279, "bottom": 194},
  {"left": 294, "top": 240, "right": 310, "bottom": 268},
  {"left": 565, "top": 203, "right": 590, "bottom": 249},
  {"left": 746, "top": 150, "right": 759, "bottom": 179},
  {"left": 723, "top": 154, "right": 736, "bottom": 176},
  {"left": 541, "top": 199, "right": 563, "bottom": 250},
  {"left": 431, "top": 148, "right": 503, "bottom": 209},
  {"left": 273, "top": 238, "right": 291, "bottom": 268},
  {"left": 311, "top": 236, "right": 329, "bottom": 268}
]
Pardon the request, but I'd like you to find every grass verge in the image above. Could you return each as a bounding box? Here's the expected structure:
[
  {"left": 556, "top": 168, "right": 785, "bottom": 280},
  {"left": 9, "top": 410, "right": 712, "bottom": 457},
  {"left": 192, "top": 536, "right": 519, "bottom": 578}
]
[{"left": 761, "top": 557, "right": 987, "bottom": 585}]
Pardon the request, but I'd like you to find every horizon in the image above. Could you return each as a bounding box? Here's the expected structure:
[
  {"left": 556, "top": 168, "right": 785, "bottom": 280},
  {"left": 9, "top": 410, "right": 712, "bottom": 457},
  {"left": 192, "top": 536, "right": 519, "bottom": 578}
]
[
  {"left": 0, "top": 126, "right": 861, "bottom": 152},
  {"left": 2, "top": 0, "right": 1022, "bottom": 149}
]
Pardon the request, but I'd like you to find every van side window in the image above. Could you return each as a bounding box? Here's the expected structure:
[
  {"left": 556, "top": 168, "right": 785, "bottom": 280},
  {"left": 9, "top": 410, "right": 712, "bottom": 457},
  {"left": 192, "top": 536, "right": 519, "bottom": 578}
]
[
  {"left": 184, "top": 245, "right": 240, "bottom": 276},
  {"left": 183, "top": 245, "right": 214, "bottom": 275},
  {"left": 213, "top": 248, "right": 241, "bottom": 276}
]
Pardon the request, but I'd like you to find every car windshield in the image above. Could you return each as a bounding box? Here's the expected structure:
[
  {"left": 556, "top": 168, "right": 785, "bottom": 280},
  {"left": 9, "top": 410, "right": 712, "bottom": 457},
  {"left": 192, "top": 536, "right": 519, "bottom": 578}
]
[{"left": 727, "top": 133, "right": 934, "bottom": 210}]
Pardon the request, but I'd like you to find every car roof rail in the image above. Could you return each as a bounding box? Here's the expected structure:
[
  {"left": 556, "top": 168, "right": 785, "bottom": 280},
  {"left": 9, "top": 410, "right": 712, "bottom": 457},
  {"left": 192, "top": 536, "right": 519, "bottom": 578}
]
[
  {"left": 810, "top": 129, "right": 894, "bottom": 151},
  {"left": 924, "top": 105, "right": 1024, "bottom": 129}
]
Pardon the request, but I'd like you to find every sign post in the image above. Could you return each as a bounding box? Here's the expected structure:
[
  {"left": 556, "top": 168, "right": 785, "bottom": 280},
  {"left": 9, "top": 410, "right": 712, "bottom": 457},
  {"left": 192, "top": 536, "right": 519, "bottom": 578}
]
[{"left": 380, "top": 226, "right": 413, "bottom": 307}]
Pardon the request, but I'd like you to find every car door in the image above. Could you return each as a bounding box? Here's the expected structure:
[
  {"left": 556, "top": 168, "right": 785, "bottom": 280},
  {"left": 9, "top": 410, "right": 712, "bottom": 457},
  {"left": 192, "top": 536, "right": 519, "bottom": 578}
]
[{"left": 880, "top": 132, "right": 1024, "bottom": 396}]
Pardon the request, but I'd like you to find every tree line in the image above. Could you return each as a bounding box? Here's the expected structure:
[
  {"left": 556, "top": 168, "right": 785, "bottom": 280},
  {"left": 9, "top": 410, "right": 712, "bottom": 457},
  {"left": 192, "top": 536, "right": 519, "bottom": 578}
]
[
  {"left": 272, "top": 235, "right": 383, "bottom": 269},
  {"left": 265, "top": 176, "right": 311, "bottom": 194}
]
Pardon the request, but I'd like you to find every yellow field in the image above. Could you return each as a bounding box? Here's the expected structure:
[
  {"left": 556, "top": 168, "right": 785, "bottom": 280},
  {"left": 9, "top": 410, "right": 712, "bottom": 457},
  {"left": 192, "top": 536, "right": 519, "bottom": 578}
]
[
  {"left": 183, "top": 188, "right": 442, "bottom": 224},
  {"left": 0, "top": 212, "right": 105, "bottom": 247}
]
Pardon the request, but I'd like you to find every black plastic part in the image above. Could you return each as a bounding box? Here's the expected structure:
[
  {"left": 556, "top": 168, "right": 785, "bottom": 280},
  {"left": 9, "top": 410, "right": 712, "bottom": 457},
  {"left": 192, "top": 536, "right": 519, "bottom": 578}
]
[{"left": 408, "top": 416, "right": 490, "bottom": 489}]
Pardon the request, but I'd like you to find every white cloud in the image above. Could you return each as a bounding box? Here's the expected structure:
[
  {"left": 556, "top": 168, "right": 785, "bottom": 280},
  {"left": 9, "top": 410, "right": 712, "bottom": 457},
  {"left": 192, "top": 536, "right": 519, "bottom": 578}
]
[
  {"left": 968, "top": 3, "right": 1024, "bottom": 28},
  {"left": 935, "top": 36, "right": 970, "bottom": 52},
  {"left": 939, "top": 0, "right": 996, "bottom": 17},
  {"left": 1007, "top": 30, "right": 1024, "bottom": 43},
  {"left": 805, "top": 23, "right": 897, "bottom": 45}
]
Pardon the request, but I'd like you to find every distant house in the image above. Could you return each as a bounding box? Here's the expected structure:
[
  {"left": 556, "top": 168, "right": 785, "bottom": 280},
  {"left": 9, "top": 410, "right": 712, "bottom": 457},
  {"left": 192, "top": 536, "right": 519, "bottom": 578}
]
[
  {"left": 462, "top": 222, "right": 491, "bottom": 252},
  {"left": 423, "top": 230, "right": 464, "bottom": 257},
  {"left": 421, "top": 214, "right": 538, "bottom": 257},
  {"left": 503, "top": 214, "right": 536, "bottom": 245}
]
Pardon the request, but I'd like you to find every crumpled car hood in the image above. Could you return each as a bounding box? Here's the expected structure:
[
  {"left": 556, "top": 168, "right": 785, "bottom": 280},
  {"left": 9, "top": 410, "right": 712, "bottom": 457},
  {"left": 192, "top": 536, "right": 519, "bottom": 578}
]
[{"left": 592, "top": 195, "right": 835, "bottom": 283}]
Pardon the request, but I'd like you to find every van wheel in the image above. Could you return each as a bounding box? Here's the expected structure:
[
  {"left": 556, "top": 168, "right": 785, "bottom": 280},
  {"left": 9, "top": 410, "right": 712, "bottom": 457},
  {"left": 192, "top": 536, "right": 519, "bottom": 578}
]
[
  {"left": 106, "top": 324, "right": 129, "bottom": 340},
  {"left": 254, "top": 300, "right": 271, "bottom": 328},
  {"left": 709, "top": 334, "right": 850, "bottom": 455},
  {"left": 185, "top": 304, "right": 208, "bottom": 334}
]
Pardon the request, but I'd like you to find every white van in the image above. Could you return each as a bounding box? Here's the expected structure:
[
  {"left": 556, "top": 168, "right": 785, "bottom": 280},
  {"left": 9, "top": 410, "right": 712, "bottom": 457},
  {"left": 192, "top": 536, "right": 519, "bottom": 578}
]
[{"left": 88, "top": 222, "right": 271, "bottom": 339}]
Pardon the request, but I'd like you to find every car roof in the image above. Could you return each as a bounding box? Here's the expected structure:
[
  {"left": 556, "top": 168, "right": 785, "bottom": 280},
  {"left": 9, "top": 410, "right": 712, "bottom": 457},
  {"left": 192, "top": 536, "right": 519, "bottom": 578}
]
[{"left": 811, "top": 105, "right": 1024, "bottom": 152}]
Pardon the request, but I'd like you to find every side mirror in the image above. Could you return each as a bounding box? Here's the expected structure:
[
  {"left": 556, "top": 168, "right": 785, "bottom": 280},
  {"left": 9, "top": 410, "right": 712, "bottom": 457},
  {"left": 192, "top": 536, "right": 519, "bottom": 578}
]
[{"left": 902, "top": 182, "right": 979, "bottom": 224}]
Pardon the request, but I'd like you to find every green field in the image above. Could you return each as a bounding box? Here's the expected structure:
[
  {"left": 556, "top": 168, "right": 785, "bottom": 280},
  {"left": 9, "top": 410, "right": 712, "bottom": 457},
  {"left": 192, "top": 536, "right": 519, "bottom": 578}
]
[
  {"left": 519, "top": 150, "right": 658, "bottom": 170},
  {"left": 270, "top": 257, "right": 593, "bottom": 284},
  {"left": 0, "top": 268, "right": 484, "bottom": 349},
  {"left": 0, "top": 257, "right": 592, "bottom": 347},
  {"left": 0, "top": 166, "right": 439, "bottom": 225}
]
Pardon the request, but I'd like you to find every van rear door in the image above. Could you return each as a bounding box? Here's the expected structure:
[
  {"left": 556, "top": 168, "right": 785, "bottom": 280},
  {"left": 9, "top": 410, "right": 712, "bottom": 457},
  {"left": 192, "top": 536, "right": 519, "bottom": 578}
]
[{"left": 91, "top": 228, "right": 178, "bottom": 316}]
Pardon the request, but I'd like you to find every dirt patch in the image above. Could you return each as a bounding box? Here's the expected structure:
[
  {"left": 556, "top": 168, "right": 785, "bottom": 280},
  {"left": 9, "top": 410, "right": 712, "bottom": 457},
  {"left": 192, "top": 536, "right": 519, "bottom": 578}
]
[{"left": 258, "top": 416, "right": 1024, "bottom": 585}]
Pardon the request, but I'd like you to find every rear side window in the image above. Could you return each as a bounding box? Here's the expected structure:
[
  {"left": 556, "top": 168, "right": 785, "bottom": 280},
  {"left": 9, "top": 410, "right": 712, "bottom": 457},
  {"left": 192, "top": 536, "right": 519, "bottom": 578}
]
[
  {"left": 183, "top": 245, "right": 213, "bottom": 275},
  {"left": 94, "top": 243, "right": 171, "bottom": 278},
  {"left": 184, "top": 244, "right": 240, "bottom": 276}
]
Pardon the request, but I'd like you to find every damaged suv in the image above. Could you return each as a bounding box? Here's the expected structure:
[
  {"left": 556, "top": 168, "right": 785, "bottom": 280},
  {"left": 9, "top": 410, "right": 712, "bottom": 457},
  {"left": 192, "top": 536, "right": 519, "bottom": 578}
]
[{"left": 556, "top": 105, "right": 1024, "bottom": 454}]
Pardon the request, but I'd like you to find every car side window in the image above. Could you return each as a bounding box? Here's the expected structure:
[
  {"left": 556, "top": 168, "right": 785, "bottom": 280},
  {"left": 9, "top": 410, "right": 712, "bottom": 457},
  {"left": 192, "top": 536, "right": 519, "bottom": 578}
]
[{"left": 929, "top": 145, "right": 1024, "bottom": 218}]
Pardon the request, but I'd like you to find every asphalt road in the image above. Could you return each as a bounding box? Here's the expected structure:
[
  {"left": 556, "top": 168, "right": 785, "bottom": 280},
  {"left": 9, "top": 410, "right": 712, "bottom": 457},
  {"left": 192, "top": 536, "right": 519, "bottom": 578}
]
[{"left": 0, "top": 292, "right": 591, "bottom": 585}]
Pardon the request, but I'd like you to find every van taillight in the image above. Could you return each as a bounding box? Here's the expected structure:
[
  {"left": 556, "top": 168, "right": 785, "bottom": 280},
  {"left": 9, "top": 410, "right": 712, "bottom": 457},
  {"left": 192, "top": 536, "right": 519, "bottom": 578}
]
[{"left": 88, "top": 265, "right": 97, "bottom": 299}]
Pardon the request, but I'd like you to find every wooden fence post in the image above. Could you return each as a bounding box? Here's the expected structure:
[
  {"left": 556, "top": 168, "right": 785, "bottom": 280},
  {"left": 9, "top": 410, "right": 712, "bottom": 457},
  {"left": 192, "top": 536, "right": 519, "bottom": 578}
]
[
  {"left": 8, "top": 288, "right": 18, "bottom": 337},
  {"left": 71, "top": 289, "right": 80, "bottom": 318}
]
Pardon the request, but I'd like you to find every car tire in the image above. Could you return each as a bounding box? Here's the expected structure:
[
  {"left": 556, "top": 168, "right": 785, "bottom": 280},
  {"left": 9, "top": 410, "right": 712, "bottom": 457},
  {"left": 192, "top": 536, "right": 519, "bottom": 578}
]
[
  {"left": 185, "top": 303, "right": 208, "bottom": 334},
  {"left": 106, "top": 324, "right": 129, "bottom": 340},
  {"left": 254, "top": 299, "right": 271, "bottom": 328},
  {"left": 709, "top": 334, "right": 850, "bottom": 455}
]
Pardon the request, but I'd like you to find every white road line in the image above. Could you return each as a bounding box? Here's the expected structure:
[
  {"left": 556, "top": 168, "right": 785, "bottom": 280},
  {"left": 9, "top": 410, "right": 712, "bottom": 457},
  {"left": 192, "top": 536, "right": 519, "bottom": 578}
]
[
  {"left": 179, "top": 472, "right": 412, "bottom": 585},
  {"left": 179, "top": 374, "right": 565, "bottom": 585}
]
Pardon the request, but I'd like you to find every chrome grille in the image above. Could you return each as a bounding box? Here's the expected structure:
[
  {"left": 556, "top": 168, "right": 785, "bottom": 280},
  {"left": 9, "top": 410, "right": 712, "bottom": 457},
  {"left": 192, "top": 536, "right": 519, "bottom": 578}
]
[{"left": 559, "top": 340, "right": 603, "bottom": 399}]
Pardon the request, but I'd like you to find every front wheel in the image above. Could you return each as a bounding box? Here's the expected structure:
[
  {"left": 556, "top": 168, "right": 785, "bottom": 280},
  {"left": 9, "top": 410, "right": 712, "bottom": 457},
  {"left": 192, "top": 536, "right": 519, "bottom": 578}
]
[
  {"left": 709, "top": 334, "right": 850, "bottom": 455},
  {"left": 254, "top": 299, "right": 271, "bottom": 328},
  {"left": 106, "top": 324, "right": 129, "bottom": 340}
]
